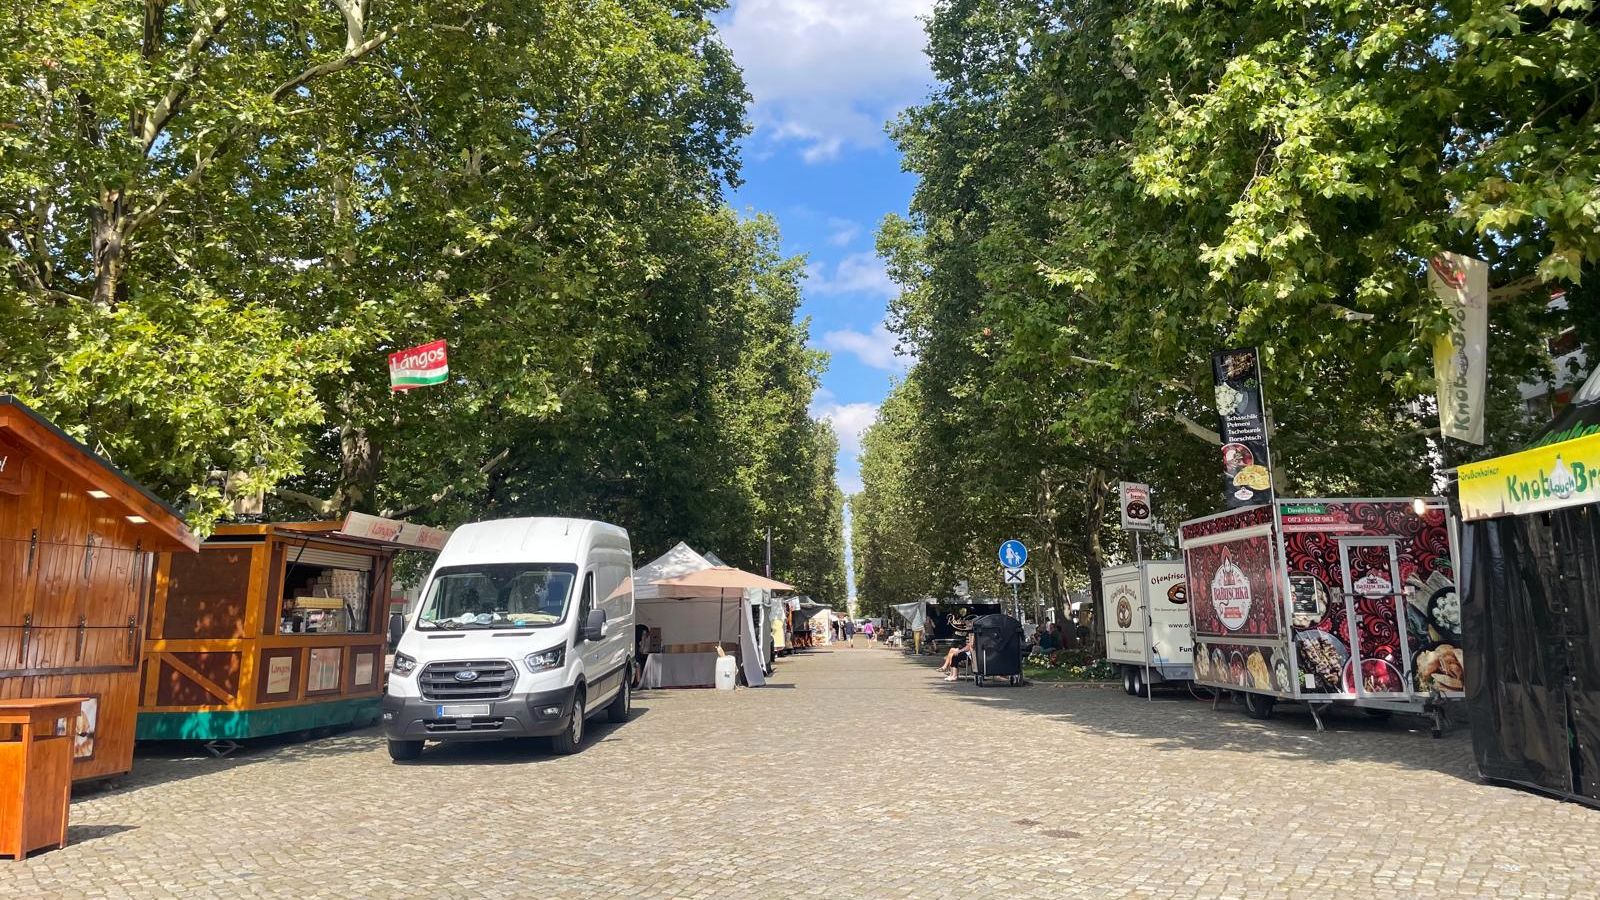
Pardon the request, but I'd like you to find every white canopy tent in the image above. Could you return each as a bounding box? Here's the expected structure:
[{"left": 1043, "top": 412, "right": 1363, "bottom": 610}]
[{"left": 633, "top": 543, "right": 789, "bottom": 688}]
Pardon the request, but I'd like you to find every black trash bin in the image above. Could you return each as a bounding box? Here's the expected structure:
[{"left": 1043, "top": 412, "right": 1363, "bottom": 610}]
[{"left": 971, "top": 613, "right": 1025, "bottom": 686}]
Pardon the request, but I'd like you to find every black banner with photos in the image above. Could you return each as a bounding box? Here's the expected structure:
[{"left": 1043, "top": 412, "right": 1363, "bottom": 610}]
[{"left": 1211, "top": 348, "right": 1275, "bottom": 509}]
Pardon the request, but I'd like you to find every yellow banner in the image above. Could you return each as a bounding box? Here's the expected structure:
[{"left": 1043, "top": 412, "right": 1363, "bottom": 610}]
[{"left": 1459, "top": 431, "right": 1600, "bottom": 521}]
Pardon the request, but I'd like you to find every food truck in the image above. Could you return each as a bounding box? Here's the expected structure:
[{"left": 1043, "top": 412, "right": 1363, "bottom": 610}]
[
  {"left": 1178, "top": 498, "right": 1462, "bottom": 734},
  {"left": 1100, "top": 561, "right": 1192, "bottom": 696}
]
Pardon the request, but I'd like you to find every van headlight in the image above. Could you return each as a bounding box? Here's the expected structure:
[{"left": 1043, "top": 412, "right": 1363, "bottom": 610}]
[
  {"left": 524, "top": 646, "right": 565, "bottom": 673},
  {"left": 392, "top": 652, "right": 418, "bottom": 677}
]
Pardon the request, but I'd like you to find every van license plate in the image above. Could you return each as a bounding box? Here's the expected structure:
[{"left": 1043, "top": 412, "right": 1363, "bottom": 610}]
[{"left": 436, "top": 704, "right": 490, "bottom": 718}]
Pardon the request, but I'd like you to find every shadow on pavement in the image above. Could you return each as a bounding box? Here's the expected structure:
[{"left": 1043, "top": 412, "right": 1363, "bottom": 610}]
[
  {"left": 404, "top": 704, "right": 653, "bottom": 766},
  {"left": 108, "top": 705, "right": 657, "bottom": 787},
  {"left": 66, "top": 824, "right": 138, "bottom": 845},
  {"left": 895, "top": 653, "right": 1480, "bottom": 784}
]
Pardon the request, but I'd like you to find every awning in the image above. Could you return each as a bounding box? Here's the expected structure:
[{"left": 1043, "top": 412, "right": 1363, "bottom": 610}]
[
  {"left": 1461, "top": 366, "right": 1600, "bottom": 521},
  {"left": 653, "top": 566, "right": 793, "bottom": 593}
]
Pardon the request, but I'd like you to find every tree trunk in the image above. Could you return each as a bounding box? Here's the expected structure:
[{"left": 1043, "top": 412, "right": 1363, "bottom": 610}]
[
  {"left": 1037, "top": 467, "right": 1070, "bottom": 640},
  {"left": 1083, "top": 466, "right": 1110, "bottom": 655}
]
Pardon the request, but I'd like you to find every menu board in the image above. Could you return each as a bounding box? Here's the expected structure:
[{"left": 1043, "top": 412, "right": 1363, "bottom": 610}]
[
  {"left": 1211, "top": 348, "right": 1276, "bottom": 508},
  {"left": 266, "top": 656, "right": 294, "bottom": 695}
]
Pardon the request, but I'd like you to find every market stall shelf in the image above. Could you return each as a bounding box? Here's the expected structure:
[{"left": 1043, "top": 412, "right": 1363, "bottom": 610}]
[
  {"left": 0, "top": 398, "right": 199, "bottom": 783},
  {"left": 136, "top": 518, "right": 444, "bottom": 751}
]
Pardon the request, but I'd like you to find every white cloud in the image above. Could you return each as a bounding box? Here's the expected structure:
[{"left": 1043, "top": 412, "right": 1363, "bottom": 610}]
[
  {"left": 821, "top": 320, "right": 910, "bottom": 372},
  {"left": 808, "top": 253, "right": 898, "bottom": 299},
  {"left": 826, "top": 217, "right": 861, "bottom": 247},
  {"left": 720, "top": 0, "right": 935, "bottom": 162},
  {"left": 814, "top": 401, "right": 880, "bottom": 457},
  {"left": 837, "top": 470, "right": 865, "bottom": 496}
]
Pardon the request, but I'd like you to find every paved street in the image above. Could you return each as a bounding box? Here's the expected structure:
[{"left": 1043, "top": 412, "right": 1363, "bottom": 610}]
[{"left": 9, "top": 646, "right": 1600, "bottom": 898}]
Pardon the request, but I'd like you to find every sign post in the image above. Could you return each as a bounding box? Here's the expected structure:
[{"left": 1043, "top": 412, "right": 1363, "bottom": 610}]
[{"left": 998, "top": 540, "right": 1027, "bottom": 622}]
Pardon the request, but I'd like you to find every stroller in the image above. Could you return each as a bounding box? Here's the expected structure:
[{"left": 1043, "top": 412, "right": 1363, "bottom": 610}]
[{"left": 970, "top": 613, "right": 1025, "bottom": 687}]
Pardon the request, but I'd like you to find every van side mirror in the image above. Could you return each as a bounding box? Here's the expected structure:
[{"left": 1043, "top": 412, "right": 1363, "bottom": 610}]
[
  {"left": 388, "top": 612, "right": 406, "bottom": 650},
  {"left": 582, "top": 608, "right": 607, "bottom": 643}
]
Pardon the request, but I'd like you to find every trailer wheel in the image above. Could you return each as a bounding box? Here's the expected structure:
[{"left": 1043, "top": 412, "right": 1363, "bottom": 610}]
[
  {"left": 1242, "top": 692, "right": 1276, "bottom": 720},
  {"left": 1130, "top": 667, "right": 1148, "bottom": 698},
  {"left": 1122, "top": 667, "right": 1135, "bottom": 695}
]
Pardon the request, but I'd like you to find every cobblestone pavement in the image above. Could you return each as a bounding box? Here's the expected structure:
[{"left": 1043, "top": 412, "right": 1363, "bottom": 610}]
[{"left": 9, "top": 647, "right": 1600, "bottom": 898}]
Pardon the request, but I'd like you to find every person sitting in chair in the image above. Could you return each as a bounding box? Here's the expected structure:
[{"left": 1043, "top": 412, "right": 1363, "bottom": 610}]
[
  {"left": 938, "top": 632, "right": 975, "bottom": 682},
  {"left": 1035, "top": 622, "right": 1063, "bottom": 666}
]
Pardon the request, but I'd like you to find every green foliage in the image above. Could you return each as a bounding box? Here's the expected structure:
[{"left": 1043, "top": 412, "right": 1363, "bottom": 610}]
[
  {"left": 0, "top": 0, "right": 846, "bottom": 601},
  {"left": 857, "top": 0, "right": 1593, "bottom": 621}
]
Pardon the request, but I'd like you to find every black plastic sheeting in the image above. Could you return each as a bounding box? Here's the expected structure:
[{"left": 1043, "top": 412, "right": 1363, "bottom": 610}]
[
  {"left": 1464, "top": 504, "right": 1600, "bottom": 805},
  {"left": 972, "top": 613, "right": 1024, "bottom": 677}
]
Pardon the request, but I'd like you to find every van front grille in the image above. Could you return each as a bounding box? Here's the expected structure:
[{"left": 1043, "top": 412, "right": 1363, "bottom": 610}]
[{"left": 418, "top": 659, "right": 516, "bottom": 701}]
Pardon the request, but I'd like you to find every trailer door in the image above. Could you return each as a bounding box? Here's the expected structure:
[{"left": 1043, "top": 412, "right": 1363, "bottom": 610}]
[{"left": 1337, "top": 538, "right": 1412, "bottom": 698}]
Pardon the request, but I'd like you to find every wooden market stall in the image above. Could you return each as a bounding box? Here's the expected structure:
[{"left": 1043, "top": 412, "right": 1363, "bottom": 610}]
[
  {"left": 0, "top": 397, "right": 199, "bottom": 783},
  {"left": 137, "top": 513, "right": 447, "bottom": 752}
]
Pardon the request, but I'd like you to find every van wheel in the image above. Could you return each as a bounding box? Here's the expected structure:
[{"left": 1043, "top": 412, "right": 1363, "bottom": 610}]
[
  {"left": 1243, "top": 692, "right": 1276, "bottom": 720},
  {"left": 607, "top": 675, "right": 631, "bottom": 723},
  {"left": 387, "top": 739, "right": 424, "bottom": 762},
  {"left": 550, "top": 691, "right": 586, "bottom": 755}
]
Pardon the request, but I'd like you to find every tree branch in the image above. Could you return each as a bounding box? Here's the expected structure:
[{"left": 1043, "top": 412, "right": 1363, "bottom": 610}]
[
  {"left": 1489, "top": 274, "right": 1545, "bottom": 306},
  {"left": 1319, "top": 302, "right": 1375, "bottom": 322},
  {"left": 381, "top": 448, "right": 510, "bottom": 520},
  {"left": 273, "top": 488, "right": 342, "bottom": 517},
  {"left": 1174, "top": 411, "right": 1222, "bottom": 445},
  {"left": 140, "top": 3, "right": 232, "bottom": 153},
  {"left": 127, "top": 17, "right": 405, "bottom": 236}
]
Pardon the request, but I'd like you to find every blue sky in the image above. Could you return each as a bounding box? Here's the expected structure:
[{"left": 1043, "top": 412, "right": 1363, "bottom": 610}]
[{"left": 718, "top": 0, "right": 933, "bottom": 502}]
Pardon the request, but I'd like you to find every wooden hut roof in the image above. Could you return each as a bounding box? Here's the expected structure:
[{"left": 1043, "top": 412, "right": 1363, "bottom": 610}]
[{"left": 0, "top": 396, "right": 198, "bottom": 552}]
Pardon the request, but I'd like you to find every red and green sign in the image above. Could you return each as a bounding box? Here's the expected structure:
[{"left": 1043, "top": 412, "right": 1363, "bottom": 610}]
[{"left": 389, "top": 340, "right": 449, "bottom": 391}]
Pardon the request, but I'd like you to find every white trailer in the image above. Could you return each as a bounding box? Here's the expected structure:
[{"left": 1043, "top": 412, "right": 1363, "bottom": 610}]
[{"left": 1100, "top": 561, "right": 1193, "bottom": 697}]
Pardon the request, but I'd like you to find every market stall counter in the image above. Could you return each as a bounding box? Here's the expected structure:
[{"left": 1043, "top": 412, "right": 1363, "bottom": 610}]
[
  {"left": 1179, "top": 498, "right": 1462, "bottom": 733},
  {"left": 136, "top": 514, "right": 447, "bottom": 753}
]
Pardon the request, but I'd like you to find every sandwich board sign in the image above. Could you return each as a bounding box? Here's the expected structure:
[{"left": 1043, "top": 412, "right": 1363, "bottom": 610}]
[{"left": 389, "top": 340, "right": 449, "bottom": 391}]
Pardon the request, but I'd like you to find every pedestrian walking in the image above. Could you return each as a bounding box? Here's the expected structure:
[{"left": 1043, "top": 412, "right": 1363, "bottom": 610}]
[{"left": 863, "top": 620, "right": 875, "bottom": 642}]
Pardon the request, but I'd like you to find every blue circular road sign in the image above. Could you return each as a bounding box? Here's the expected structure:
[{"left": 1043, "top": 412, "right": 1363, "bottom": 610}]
[{"left": 998, "top": 540, "right": 1028, "bottom": 568}]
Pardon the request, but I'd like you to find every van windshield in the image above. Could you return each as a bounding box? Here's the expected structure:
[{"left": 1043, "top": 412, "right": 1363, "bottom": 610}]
[{"left": 416, "top": 564, "right": 578, "bottom": 630}]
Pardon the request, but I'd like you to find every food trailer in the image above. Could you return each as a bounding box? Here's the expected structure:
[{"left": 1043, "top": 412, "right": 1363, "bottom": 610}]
[
  {"left": 137, "top": 514, "right": 446, "bottom": 754},
  {"left": 0, "top": 397, "right": 198, "bottom": 782},
  {"left": 1179, "top": 498, "right": 1462, "bottom": 734},
  {"left": 1100, "top": 561, "right": 1192, "bottom": 696},
  {"left": 1457, "top": 372, "right": 1600, "bottom": 806}
]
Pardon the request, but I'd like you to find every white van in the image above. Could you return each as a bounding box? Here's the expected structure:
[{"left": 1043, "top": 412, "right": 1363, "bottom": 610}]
[{"left": 381, "top": 518, "right": 634, "bottom": 761}]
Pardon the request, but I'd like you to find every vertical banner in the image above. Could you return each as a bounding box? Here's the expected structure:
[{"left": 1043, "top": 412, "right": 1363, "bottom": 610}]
[
  {"left": 1429, "top": 253, "right": 1488, "bottom": 445},
  {"left": 1119, "top": 482, "right": 1154, "bottom": 531},
  {"left": 1211, "top": 347, "right": 1275, "bottom": 508},
  {"left": 389, "top": 339, "right": 449, "bottom": 392}
]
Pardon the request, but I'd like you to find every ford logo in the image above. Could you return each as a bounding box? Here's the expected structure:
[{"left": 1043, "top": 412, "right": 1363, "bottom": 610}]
[{"left": 454, "top": 670, "right": 481, "bottom": 683}]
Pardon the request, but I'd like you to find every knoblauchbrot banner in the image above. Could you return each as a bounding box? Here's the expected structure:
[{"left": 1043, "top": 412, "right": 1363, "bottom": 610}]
[{"left": 1429, "top": 253, "right": 1488, "bottom": 445}]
